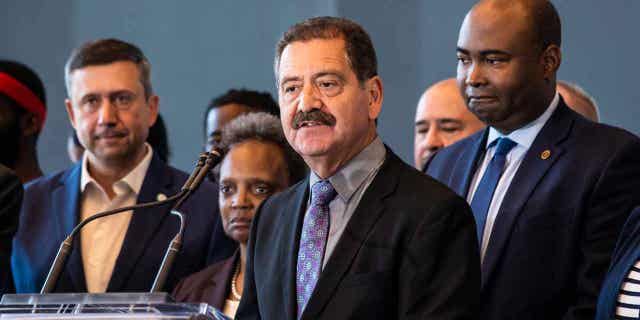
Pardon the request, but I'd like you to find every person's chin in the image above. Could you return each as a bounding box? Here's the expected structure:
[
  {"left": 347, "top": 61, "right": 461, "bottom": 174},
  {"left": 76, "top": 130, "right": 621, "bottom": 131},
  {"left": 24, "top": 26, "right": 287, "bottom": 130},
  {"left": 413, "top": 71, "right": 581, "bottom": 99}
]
[
  {"left": 469, "top": 106, "right": 501, "bottom": 125},
  {"left": 294, "top": 135, "right": 334, "bottom": 157},
  {"left": 296, "top": 142, "right": 333, "bottom": 158},
  {"left": 230, "top": 229, "right": 250, "bottom": 243},
  {"left": 92, "top": 147, "right": 130, "bottom": 162}
]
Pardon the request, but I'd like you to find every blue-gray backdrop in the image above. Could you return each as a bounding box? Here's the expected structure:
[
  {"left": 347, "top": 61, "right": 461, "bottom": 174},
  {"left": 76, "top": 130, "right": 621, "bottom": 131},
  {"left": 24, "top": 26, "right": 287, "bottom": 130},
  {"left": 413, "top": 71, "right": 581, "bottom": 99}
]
[{"left": 2, "top": 0, "right": 639, "bottom": 173}]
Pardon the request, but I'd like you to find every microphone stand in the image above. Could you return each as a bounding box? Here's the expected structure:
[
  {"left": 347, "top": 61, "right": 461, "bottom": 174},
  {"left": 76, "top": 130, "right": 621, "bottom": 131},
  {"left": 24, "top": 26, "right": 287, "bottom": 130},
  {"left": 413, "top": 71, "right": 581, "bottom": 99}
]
[
  {"left": 40, "top": 152, "right": 211, "bottom": 294},
  {"left": 150, "top": 149, "right": 223, "bottom": 292}
]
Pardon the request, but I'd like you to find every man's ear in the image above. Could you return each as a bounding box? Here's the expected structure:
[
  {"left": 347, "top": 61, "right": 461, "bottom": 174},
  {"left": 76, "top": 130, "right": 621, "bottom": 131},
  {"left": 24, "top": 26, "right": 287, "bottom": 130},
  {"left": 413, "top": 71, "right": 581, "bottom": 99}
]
[
  {"left": 65, "top": 98, "right": 77, "bottom": 130},
  {"left": 542, "top": 44, "right": 561, "bottom": 80},
  {"left": 366, "top": 76, "right": 384, "bottom": 120},
  {"left": 147, "top": 95, "right": 159, "bottom": 127},
  {"left": 20, "top": 113, "right": 40, "bottom": 137}
]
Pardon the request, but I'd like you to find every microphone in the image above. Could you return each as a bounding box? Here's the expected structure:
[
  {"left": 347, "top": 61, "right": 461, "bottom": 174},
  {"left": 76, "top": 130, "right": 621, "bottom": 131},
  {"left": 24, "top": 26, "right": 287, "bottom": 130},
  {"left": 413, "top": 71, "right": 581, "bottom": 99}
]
[
  {"left": 150, "top": 148, "right": 224, "bottom": 292},
  {"left": 181, "top": 152, "right": 209, "bottom": 191},
  {"left": 40, "top": 151, "right": 215, "bottom": 294}
]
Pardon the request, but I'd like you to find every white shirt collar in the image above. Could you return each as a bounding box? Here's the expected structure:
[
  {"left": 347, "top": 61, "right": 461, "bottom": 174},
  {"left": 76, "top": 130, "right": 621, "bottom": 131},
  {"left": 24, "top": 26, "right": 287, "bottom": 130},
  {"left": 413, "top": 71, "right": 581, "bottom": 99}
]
[
  {"left": 80, "top": 143, "right": 154, "bottom": 196},
  {"left": 487, "top": 91, "right": 559, "bottom": 150}
]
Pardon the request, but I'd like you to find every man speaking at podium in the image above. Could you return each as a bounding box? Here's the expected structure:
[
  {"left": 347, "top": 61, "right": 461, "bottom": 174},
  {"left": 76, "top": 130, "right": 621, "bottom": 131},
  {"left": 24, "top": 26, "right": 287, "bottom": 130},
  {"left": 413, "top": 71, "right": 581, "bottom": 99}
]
[
  {"left": 11, "top": 39, "right": 233, "bottom": 293},
  {"left": 236, "top": 17, "right": 479, "bottom": 320}
]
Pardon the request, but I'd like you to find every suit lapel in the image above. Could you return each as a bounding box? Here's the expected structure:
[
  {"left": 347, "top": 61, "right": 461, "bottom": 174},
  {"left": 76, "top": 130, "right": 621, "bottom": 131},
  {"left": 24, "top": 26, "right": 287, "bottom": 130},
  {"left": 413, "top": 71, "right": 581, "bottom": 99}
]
[
  {"left": 53, "top": 163, "right": 86, "bottom": 292},
  {"left": 481, "top": 101, "right": 574, "bottom": 288},
  {"left": 107, "top": 154, "right": 173, "bottom": 292},
  {"left": 449, "top": 129, "right": 488, "bottom": 197},
  {"left": 284, "top": 179, "right": 310, "bottom": 320},
  {"left": 301, "top": 149, "right": 399, "bottom": 320}
]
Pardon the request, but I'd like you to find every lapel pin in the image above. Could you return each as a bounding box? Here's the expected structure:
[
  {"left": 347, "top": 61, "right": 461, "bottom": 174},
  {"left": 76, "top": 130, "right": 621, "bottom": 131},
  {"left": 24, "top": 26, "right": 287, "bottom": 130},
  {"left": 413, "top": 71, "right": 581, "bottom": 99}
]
[
  {"left": 540, "top": 150, "right": 551, "bottom": 160},
  {"left": 156, "top": 193, "right": 167, "bottom": 201}
]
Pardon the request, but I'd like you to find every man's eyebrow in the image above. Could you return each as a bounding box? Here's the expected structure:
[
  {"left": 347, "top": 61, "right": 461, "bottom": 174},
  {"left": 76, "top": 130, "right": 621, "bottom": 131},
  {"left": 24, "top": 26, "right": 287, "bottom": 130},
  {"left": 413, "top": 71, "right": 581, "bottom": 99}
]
[
  {"left": 312, "top": 71, "right": 345, "bottom": 81},
  {"left": 415, "top": 120, "right": 428, "bottom": 126},
  {"left": 456, "top": 47, "right": 510, "bottom": 56},
  {"left": 279, "top": 76, "right": 302, "bottom": 87},
  {"left": 108, "top": 90, "right": 135, "bottom": 98},
  {"left": 80, "top": 92, "right": 99, "bottom": 102},
  {"left": 456, "top": 47, "right": 470, "bottom": 54},
  {"left": 437, "top": 118, "right": 464, "bottom": 125},
  {"left": 479, "top": 49, "right": 510, "bottom": 56}
]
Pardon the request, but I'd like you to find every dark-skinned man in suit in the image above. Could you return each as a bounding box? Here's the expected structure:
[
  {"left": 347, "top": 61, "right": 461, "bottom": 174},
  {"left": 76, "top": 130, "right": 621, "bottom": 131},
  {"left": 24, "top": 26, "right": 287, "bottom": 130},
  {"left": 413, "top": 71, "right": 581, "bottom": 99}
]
[
  {"left": 425, "top": 1, "right": 640, "bottom": 319},
  {"left": 236, "top": 16, "right": 480, "bottom": 320}
]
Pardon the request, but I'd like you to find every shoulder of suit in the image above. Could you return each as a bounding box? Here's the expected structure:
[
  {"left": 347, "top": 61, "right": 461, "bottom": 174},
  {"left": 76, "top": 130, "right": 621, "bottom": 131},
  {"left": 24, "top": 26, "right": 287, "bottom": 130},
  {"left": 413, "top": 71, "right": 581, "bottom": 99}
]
[
  {"left": 571, "top": 117, "right": 640, "bottom": 147},
  {"left": 24, "top": 165, "right": 77, "bottom": 193},
  {"left": 397, "top": 159, "right": 464, "bottom": 203},
  {"left": 435, "top": 129, "right": 483, "bottom": 161},
  {"left": 425, "top": 130, "right": 483, "bottom": 177}
]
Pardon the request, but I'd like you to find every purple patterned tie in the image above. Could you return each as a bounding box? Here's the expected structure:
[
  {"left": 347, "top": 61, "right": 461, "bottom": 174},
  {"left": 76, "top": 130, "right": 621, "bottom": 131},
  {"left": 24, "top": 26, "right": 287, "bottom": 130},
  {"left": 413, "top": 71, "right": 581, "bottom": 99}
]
[{"left": 296, "top": 180, "right": 336, "bottom": 318}]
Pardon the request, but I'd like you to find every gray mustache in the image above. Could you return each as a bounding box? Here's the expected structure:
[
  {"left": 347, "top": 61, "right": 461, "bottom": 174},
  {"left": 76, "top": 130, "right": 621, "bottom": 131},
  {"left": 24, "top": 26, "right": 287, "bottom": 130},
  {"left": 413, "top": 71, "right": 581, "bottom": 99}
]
[{"left": 292, "top": 110, "right": 336, "bottom": 129}]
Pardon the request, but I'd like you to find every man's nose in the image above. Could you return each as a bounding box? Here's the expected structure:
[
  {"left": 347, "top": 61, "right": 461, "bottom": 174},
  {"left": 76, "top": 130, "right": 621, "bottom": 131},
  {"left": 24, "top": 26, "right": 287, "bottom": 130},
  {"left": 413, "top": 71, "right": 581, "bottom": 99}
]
[
  {"left": 98, "top": 100, "right": 118, "bottom": 125},
  {"left": 465, "top": 63, "right": 487, "bottom": 88},
  {"left": 425, "top": 127, "right": 445, "bottom": 151},
  {"left": 299, "top": 85, "right": 321, "bottom": 112}
]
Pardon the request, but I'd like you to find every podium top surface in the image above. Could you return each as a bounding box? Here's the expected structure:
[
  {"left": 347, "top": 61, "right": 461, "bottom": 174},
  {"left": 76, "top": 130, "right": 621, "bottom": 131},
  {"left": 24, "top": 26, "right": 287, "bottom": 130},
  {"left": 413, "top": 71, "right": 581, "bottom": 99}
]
[
  {"left": 0, "top": 293, "right": 171, "bottom": 305},
  {"left": 0, "top": 293, "right": 230, "bottom": 320}
]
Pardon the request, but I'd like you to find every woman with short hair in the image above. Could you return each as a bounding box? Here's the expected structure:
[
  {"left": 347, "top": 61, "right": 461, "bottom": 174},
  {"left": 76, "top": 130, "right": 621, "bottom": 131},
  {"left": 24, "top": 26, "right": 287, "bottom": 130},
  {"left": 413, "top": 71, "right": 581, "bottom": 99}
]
[{"left": 172, "top": 112, "right": 306, "bottom": 318}]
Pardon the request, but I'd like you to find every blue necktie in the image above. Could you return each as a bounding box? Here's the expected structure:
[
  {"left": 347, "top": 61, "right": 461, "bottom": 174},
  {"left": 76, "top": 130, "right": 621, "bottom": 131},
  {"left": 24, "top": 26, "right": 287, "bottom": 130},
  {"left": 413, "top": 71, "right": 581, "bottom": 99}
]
[
  {"left": 470, "top": 137, "right": 517, "bottom": 243},
  {"left": 296, "top": 180, "right": 336, "bottom": 318}
]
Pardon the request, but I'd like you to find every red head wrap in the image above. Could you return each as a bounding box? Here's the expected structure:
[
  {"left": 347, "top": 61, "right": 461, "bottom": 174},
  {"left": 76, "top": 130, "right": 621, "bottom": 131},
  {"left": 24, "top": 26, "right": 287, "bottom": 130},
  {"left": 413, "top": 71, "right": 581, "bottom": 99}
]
[{"left": 0, "top": 72, "right": 46, "bottom": 130}]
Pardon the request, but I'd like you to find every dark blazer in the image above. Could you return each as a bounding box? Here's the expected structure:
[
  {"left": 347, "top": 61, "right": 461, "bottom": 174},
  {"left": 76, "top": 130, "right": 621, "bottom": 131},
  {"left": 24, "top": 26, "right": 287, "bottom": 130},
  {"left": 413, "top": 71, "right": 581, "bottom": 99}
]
[
  {"left": 236, "top": 147, "right": 480, "bottom": 320},
  {"left": 596, "top": 206, "right": 640, "bottom": 319},
  {"left": 11, "top": 153, "right": 236, "bottom": 293},
  {"left": 426, "top": 99, "right": 640, "bottom": 320},
  {"left": 0, "top": 164, "right": 22, "bottom": 295},
  {"left": 172, "top": 250, "right": 238, "bottom": 309}
]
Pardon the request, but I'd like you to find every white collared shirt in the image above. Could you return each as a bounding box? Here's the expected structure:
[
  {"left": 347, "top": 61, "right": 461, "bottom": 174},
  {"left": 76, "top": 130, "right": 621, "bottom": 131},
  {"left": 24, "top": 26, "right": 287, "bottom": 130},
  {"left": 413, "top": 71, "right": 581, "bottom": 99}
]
[
  {"left": 79, "top": 144, "right": 153, "bottom": 292},
  {"left": 467, "top": 92, "right": 559, "bottom": 261}
]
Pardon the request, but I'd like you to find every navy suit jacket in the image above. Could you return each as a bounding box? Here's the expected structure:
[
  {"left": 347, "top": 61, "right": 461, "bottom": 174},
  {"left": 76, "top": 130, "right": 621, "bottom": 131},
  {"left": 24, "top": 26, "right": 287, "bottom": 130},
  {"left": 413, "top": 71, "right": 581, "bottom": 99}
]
[
  {"left": 237, "top": 148, "right": 480, "bottom": 320},
  {"left": 0, "top": 165, "right": 22, "bottom": 295},
  {"left": 426, "top": 99, "right": 640, "bottom": 320},
  {"left": 596, "top": 206, "right": 640, "bottom": 319},
  {"left": 11, "top": 153, "right": 236, "bottom": 293}
]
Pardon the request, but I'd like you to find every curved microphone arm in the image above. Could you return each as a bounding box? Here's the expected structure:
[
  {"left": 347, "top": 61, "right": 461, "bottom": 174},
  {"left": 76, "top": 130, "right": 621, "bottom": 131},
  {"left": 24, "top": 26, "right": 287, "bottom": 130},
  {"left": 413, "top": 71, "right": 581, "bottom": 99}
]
[
  {"left": 40, "top": 152, "right": 210, "bottom": 294},
  {"left": 150, "top": 148, "right": 224, "bottom": 292}
]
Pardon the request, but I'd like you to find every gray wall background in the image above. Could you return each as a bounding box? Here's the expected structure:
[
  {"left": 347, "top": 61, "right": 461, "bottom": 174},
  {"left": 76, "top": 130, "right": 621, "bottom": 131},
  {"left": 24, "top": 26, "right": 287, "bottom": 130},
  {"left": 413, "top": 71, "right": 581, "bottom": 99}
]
[{"left": 2, "top": 0, "right": 639, "bottom": 173}]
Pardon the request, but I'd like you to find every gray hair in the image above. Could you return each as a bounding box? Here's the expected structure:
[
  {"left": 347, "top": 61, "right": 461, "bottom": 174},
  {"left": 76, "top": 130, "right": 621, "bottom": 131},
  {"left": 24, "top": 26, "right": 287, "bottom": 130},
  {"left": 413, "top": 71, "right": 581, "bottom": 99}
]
[{"left": 213, "top": 112, "right": 307, "bottom": 184}]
